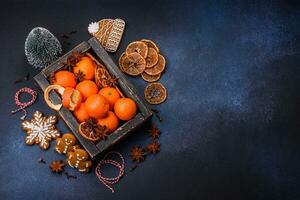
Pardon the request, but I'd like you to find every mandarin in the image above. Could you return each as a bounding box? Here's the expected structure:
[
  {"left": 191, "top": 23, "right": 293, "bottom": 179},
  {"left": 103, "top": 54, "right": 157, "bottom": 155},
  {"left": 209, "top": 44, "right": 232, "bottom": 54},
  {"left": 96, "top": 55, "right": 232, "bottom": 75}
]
[
  {"left": 99, "top": 87, "right": 120, "bottom": 110},
  {"left": 76, "top": 80, "right": 99, "bottom": 100},
  {"left": 85, "top": 94, "right": 109, "bottom": 119},
  {"left": 114, "top": 98, "right": 137, "bottom": 121},
  {"left": 73, "top": 56, "right": 96, "bottom": 80},
  {"left": 73, "top": 103, "right": 90, "bottom": 123},
  {"left": 53, "top": 70, "right": 77, "bottom": 88},
  {"left": 62, "top": 87, "right": 82, "bottom": 110},
  {"left": 97, "top": 111, "right": 119, "bottom": 133}
]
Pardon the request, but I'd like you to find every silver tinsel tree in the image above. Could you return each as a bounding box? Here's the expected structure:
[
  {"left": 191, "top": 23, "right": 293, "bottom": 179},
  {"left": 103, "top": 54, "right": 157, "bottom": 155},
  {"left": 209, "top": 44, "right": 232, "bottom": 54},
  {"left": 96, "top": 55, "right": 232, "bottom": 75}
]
[{"left": 25, "top": 27, "right": 62, "bottom": 69}]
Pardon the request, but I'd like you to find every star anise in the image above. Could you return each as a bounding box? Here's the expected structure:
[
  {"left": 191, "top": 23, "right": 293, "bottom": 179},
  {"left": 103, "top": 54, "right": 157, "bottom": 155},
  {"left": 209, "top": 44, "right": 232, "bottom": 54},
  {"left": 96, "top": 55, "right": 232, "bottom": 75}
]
[
  {"left": 72, "top": 51, "right": 84, "bottom": 63},
  {"left": 130, "top": 147, "right": 145, "bottom": 163},
  {"left": 84, "top": 118, "right": 98, "bottom": 130},
  {"left": 147, "top": 141, "right": 160, "bottom": 154},
  {"left": 49, "top": 160, "right": 64, "bottom": 174},
  {"left": 103, "top": 75, "right": 118, "bottom": 87},
  {"left": 84, "top": 119, "right": 108, "bottom": 140},
  {"left": 94, "top": 124, "right": 109, "bottom": 140},
  {"left": 63, "top": 51, "right": 84, "bottom": 71},
  {"left": 64, "top": 58, "right": 73, "bottom": 71},
  {"left": 75, "top": 70, "right": 85, "bottom": 82},
  {"left": 80, "top": 118, "right": 109, "bottom": 141},
  {"left": 148, "top": 124, "right": 160, "bottom": 139}
]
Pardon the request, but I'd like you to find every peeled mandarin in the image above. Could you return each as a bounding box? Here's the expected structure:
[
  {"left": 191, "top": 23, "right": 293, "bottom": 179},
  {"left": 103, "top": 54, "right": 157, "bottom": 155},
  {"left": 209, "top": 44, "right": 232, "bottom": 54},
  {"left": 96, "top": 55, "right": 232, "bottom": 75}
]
[{"left": 62, "top": 87, "right": 82, "bottom": 111}]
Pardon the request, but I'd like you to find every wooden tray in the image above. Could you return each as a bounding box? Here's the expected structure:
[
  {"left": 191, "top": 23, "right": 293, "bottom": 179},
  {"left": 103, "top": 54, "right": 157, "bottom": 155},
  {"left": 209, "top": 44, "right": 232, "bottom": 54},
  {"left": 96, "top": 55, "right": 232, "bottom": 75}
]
[{"left": 34, "top": 37, "right": 152, "bottom": 160}]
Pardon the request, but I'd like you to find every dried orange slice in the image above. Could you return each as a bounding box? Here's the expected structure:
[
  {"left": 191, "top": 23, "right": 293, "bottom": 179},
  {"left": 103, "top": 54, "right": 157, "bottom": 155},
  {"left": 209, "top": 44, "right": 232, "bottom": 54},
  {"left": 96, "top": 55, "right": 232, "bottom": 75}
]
[
  {"left": 145, "top": 48, "right": 159, "bottom": 68},
  {"left": 144, "top": 83, "right": 167, "bottom": 104},
  {"left": 121, "top": 52, "right": 146, "bottom": 76},
  {"left": 141, "top": 72, "right": 161, "bottom": 82},
  {"left": 79, "top": 119, "right": 109, "bottom": 142},
  {"left": 118, "top": 52, "right": 127, "bottom": 72},
  {"left": 141, "top": 39, "right": 160, "bottom": 53},
  {"left": 144, "top": 54, "right": 165, "bottom": 75},
  {"left": 95, "top": 65, "right": 110, "bottom": 88},
  {"left": 126, "top": 41, "right": 148, "bottom": 58}
]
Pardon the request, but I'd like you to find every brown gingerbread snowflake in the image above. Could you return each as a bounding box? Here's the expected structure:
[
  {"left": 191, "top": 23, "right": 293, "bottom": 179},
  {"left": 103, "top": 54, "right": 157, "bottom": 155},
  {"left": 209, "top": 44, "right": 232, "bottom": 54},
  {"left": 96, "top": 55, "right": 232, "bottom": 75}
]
[{"left": 21, "top": 111, "right": 60, "bottom": 150}]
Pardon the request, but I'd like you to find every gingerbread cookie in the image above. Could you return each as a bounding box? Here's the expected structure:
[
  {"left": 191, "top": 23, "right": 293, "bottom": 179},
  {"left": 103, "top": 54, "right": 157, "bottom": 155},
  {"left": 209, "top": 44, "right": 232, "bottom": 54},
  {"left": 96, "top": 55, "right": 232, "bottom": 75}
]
[
  {"left": 55, "top": 133, "right": 78, "bottom": 154},
  {"left": 21, "top": 110, "right": 60, "bottom": 150},
  {"left": 67, "top": 149, "right": 92, "bottom": 172},
  {"left": 88, "top": 18, "right": 125, "bottom": 52}
]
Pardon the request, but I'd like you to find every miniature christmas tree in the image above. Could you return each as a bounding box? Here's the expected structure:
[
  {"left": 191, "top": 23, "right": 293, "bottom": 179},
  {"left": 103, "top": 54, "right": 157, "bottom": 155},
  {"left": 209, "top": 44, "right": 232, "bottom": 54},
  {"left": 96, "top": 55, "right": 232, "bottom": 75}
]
[{"left": 25, "top": 27, "right": 62, "bottom": 69}]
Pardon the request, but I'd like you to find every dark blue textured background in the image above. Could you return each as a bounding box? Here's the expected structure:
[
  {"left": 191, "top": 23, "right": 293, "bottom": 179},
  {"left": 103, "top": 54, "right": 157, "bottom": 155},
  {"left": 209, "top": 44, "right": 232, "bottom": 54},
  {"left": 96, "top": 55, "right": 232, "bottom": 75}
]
[{"left": 0, "top": 0, "right": 299, "bottom": 199}]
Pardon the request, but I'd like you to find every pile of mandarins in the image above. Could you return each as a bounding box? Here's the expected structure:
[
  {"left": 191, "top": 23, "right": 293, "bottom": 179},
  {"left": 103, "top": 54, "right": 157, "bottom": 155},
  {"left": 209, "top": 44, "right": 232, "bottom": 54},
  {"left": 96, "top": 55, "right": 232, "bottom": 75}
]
[{"left": 44, "top": 53, "right": 137, "bottom": 141}]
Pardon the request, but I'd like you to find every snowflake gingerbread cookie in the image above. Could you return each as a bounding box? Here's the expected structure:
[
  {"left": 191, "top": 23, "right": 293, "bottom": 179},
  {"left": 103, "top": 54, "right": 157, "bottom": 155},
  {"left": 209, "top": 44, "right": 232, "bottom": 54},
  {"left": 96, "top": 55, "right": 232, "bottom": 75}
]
[{"left": 21, "top": 110, "right": 60, "bottom": 150}]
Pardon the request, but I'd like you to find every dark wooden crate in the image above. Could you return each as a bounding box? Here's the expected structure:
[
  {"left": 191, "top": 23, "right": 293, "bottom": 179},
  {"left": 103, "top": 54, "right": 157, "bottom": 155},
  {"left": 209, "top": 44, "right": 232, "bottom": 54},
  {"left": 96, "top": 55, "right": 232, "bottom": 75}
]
[{"left": 34, "top": 37, "right": 152, "bottom": 160}]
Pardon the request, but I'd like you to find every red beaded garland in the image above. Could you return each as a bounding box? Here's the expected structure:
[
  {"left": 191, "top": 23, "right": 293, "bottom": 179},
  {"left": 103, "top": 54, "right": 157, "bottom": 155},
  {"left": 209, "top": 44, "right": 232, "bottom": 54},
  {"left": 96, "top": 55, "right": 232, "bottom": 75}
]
[
  {"left": 95, "top": 151, "right": 125, "bottom": 193},
  {"left": 11, "top": 87, "right": 37, "bottom": 120}
]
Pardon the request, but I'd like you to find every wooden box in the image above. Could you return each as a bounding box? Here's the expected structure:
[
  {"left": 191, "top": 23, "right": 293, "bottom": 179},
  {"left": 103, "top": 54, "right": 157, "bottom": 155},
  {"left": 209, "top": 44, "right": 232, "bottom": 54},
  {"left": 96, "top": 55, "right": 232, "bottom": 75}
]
[{"left": 34, "top": 37, "right": 152, "bottom": 160}]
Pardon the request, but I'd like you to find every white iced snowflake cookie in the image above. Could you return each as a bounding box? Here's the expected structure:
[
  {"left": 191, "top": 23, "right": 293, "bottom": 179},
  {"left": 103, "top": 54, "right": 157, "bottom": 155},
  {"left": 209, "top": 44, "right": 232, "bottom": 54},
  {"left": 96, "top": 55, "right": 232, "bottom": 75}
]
[{"left": 21, "top": 110, "right": 60, "bottom": 150}]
